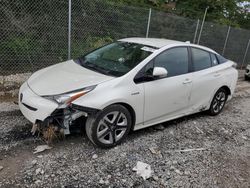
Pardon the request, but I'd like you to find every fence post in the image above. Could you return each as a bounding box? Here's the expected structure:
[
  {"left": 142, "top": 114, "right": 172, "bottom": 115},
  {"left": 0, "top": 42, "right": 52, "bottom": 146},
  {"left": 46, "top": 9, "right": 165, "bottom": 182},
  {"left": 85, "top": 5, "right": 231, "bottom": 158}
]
[
  {"left": 222, "top": 26, "right": 231, "bottom": 55},
  {"left": 241, "top": 39, "right": 250, "bottom": 69},
  {"left": 68, "top": 0, "right": 72, "bottom": 60},
  {"left": 197, "top": 7, "right": 209, "bottom": 45},
  {"left": 146, "top": 8, "right": 152, "bottom": 38},
  {"left": 193, "top": 19, "right": 200, "bottom": 44},
  {"left": 2, "top": 76, "right": 5, "bottom": 91}
]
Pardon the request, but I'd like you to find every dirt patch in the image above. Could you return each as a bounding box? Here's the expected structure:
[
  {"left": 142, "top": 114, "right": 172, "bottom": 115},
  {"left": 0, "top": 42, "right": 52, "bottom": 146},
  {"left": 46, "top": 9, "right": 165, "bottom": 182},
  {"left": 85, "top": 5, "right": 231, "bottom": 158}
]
[{"left": 0, "top": 150, "right": 32, "bottom": 182}]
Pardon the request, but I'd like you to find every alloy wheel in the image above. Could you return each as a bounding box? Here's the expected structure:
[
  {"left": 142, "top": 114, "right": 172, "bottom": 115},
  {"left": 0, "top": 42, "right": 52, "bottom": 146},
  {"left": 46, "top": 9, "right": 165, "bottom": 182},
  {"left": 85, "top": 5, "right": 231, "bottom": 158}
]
[
  {"left": 97, "top": 111, "right": 128, "bottom": 145},
  {"left": 212, "top": 91, "right": 226, "bottom": 113}
]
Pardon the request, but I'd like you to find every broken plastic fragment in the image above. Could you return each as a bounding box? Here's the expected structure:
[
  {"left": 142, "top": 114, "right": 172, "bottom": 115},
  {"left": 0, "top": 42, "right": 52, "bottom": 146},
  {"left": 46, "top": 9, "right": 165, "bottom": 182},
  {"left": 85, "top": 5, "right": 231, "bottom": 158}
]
[
  {"left": 133, "top": 161, "right": 152, "bottom": 180},
  {"left": 33, "top": 145, "right": 52, "bottom": 154},
  {"left": 149, "top": 147, "right": 161, "bottom": 155}
]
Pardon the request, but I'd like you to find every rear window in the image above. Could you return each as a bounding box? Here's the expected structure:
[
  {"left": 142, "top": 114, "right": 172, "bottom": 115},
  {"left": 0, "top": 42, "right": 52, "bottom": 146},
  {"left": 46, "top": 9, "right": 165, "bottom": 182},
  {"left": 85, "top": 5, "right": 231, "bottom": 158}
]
[{"left": 216, "top": 54, "right": 227, "bottom": 64}]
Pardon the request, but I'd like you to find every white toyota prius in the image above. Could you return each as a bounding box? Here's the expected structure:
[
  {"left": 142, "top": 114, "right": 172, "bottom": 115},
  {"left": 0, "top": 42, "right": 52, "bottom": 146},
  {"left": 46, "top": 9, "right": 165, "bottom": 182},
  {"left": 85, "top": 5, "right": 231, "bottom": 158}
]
[{"left": 19, "top": 38, "right": 238, "bottom": 148}]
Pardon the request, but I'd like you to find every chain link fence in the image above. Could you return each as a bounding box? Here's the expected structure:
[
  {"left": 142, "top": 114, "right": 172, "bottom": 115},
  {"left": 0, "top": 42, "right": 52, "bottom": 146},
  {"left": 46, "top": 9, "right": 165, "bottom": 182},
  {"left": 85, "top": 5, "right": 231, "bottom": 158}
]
[{"left": 1, "top": 0, "right": 250, "bottom": 77}]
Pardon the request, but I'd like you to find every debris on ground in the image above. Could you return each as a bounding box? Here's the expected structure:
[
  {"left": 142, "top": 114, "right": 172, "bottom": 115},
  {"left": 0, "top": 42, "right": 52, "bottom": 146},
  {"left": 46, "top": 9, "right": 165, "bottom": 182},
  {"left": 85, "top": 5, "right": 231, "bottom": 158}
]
[
  {"left": 34, "top": 180, "right": 42, "bottom": 185},
  {"left": 149, "top": 147, "right": 162, "bottom": 156},
  {"left": 195, "top": 126, "right": 204, "bottom": 134},
  {"left": 31, "top": 124, "right": 38, "bottom": 135},
  {"left": 33, "top": 145, "right": 52, "bottom": 154},
  {"left": 35, "top": 168, "right": 44, "bottom": 175},
  {"left": 31, "top": 160, "right": 37, "bottom": 166},
  {"left": 92, "top": 154, "right": 98, "bottom": 159},
  {"left": 0, "top": 166, "right": 3, "bottom": 171},
  {"left": 153, "top": 124, "right": 165, "bottom": 130},
  {"left": 133, "top": 161, "right": 152, "bottom": 180},
  {"left": 99, "top": 178, "right": 105, "bottom": 185},
  {"left": 176, "top": 148, "right": 207, "bottom": 152}
]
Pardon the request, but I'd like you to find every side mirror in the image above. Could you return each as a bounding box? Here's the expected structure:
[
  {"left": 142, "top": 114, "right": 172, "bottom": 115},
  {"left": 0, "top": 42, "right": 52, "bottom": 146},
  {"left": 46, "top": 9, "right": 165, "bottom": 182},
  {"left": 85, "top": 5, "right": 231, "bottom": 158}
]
[{"left": 153, "top": 67, "right": 168, "bottom": 78}]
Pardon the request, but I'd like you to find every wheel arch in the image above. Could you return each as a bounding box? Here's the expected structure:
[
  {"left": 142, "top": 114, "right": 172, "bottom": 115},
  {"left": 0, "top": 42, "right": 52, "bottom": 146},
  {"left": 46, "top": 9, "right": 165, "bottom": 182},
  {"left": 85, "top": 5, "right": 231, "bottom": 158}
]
[
  {"left": 220, "top": 85, "right": 231, "bottom": 96},
  {"left": 111, "top": 102, "right": 136, "bottom": 131},
  {"left": 208, "top": 85, "right": 231, "bottom": 109},
  {"left": 208, "top": 85, "right": 230, "bottom": 116}
]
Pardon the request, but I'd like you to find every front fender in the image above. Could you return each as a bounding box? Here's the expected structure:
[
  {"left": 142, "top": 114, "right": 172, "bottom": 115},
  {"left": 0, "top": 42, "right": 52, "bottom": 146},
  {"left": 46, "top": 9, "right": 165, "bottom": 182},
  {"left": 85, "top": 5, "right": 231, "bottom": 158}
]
[{"left": 72, "top": 80, "right": 144, "bottom": 125}]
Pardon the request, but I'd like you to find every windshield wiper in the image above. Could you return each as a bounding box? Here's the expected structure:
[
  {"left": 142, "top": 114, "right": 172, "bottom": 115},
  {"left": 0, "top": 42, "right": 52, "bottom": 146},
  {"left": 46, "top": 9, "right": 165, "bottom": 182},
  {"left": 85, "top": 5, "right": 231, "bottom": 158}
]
[
  {"left": 84, "top": 62, "right": 115, "bottom": 77},
  {"left": 78, "top": 58, "right": 88, "bottom": 66}
]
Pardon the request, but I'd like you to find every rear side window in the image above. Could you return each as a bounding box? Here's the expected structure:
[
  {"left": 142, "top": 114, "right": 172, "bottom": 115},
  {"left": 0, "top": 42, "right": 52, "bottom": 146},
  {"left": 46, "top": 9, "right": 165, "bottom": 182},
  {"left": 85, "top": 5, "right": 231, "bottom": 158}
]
[
  {"left": 154, "top": 47, "right": 189, "bottom": 77},
  {"left": 191, "top": 48, "right": 211, "bottom": 71},
  {"left": 216, "top": 54, "right": 227, "bottom": 64},
  {"left": 210, "top": 53, "right": 219, "bottom": 66}
]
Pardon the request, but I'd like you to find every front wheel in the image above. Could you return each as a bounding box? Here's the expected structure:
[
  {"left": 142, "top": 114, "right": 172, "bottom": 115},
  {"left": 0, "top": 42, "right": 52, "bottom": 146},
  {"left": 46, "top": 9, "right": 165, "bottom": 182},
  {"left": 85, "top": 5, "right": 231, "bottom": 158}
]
[
  {"left": 85, "top": 104, "right": 132, "bottom": 148},
  {"left": 208, "top": 88, "right": 228, "bottom": 116}
]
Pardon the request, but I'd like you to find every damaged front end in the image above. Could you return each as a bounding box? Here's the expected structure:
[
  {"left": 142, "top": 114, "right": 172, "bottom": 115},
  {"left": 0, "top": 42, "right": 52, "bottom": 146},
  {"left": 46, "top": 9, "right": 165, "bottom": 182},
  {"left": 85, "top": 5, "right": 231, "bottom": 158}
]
[
  {"left": 32, "top": 104, "right": 98, "bottom": 143},
  {"left": 18, "top": 82, "right": 98, "bottom": 143}
]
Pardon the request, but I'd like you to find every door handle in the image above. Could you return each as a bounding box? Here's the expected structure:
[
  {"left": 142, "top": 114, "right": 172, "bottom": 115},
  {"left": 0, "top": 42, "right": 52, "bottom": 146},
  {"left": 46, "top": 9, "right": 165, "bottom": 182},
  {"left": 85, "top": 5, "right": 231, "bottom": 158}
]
[{"left": 183, "top": 79, "right": 192, "bottom": 84}]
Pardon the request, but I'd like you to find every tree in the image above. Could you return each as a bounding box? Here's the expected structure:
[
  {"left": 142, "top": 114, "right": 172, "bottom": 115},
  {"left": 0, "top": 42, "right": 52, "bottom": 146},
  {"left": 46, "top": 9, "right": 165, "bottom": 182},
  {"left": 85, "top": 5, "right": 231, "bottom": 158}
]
[
  {"left": 176, "top": 0, "right": 249, "bottom": 28},
  {"left": 108, "top": 0, "right": 250, "bottom": 29},
  {"left": 236, "top": 2, "right": 250, "bottom": 29}
]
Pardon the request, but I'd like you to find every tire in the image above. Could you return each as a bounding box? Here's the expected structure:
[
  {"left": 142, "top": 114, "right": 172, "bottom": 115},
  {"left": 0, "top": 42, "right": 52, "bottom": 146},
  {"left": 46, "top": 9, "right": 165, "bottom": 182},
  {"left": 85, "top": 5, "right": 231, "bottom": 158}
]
[
  {"left": 85, "top": 104, "right": 132, "bottom": 148},
  {"left": 208, "top": 88, "right": 228, "bottom": 116}
]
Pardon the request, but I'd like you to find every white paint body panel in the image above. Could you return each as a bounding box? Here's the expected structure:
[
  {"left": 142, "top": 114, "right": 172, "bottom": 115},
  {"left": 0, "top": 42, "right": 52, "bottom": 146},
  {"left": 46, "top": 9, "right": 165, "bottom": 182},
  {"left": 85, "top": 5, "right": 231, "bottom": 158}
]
[
  {"left": 19, "top": 38, "right": 238, "bottom": 131},
  {"left": 19, "top": 82, "right": 58, "bottom": 123},
  {"left": 28, "top": 60, "right": 113, "bottom": 96},
  {"left": 143, "top": 73, "right": 193, "bottom": 124},
  {"left": 189, "top": 61, "right": 238, "bottom": 112}
]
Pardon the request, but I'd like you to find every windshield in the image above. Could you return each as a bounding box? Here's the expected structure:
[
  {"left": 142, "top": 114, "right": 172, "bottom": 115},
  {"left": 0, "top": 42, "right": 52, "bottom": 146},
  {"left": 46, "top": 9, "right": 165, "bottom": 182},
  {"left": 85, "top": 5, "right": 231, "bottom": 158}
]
[{"left": 75, "top": 42, "right": 157, "bottom": 77}]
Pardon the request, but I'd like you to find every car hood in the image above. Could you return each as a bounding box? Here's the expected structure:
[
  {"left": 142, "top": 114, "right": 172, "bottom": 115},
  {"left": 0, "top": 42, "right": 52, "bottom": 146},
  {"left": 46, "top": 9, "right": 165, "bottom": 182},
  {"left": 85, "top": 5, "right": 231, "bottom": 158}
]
[{"left": 27, "top": 60, "right": 114, "bottom": 96}]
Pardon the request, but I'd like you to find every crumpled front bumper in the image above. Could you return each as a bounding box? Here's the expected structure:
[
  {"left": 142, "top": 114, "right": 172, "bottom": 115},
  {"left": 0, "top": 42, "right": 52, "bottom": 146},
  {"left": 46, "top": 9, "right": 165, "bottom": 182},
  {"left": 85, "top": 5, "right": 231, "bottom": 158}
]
[{"left": 19, "top": 82, "right": 58, "bottom": 123}]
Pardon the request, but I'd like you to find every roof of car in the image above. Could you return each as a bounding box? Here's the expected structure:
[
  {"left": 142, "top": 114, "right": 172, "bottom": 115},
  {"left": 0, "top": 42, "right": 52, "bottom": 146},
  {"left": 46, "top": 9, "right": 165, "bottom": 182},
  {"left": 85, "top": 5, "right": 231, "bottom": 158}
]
[
  {"left": 119, "top": 37, "right": 186, "bottom": 48},
  {"left": 118, "top": 37, "right": 217, "bottom": 54}
]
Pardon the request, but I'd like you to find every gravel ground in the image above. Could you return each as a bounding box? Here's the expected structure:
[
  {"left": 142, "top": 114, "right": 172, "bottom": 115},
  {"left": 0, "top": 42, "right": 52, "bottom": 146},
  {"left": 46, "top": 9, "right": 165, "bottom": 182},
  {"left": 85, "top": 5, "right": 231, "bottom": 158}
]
[{"left": 0, "top": 76, "right": 250, "bottom": 188}]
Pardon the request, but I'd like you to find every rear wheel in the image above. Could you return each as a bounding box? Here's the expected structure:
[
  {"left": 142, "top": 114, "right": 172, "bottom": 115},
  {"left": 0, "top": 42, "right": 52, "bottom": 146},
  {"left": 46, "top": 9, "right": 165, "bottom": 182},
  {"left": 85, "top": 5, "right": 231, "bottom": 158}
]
[
  {"left": 208, "top": 88, "right": 228, "bottom": 116},
  {"left": 85, "top": 104, "right": 132, "bottom": 148}
]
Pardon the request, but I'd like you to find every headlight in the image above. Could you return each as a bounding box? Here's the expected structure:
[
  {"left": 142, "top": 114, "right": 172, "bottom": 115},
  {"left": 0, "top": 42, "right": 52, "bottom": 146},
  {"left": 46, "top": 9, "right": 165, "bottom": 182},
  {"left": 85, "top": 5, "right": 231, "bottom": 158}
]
[{"left": 43, "top": 85, "right": 96, "bottom": 106}]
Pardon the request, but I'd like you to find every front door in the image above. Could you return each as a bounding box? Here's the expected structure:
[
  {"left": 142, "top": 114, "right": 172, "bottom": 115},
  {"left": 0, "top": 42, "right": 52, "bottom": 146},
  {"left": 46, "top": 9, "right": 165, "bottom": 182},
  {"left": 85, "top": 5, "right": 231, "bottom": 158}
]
[{"left": 143, "top": 47, "right": 193, "bottom": 125}]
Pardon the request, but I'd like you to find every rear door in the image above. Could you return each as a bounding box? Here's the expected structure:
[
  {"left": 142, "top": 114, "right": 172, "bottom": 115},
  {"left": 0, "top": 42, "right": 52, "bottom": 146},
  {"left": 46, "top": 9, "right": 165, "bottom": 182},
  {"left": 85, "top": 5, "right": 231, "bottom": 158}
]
[{"left": 188, "top": 47, "right": 223, "bottom": 111}]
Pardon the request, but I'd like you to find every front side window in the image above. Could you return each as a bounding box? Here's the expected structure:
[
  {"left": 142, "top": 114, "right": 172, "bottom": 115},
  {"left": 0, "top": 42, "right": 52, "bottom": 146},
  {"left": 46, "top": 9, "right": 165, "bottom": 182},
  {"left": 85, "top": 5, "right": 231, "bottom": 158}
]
[
  {"left": 154, "top": 47, "right": 189, "bottom": 77},
  {"left": 191, "top": 48, "right": 211, "bottom": 71},
  {"left": 75, "top": 42, "right": 156, "bottom": 77}
]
